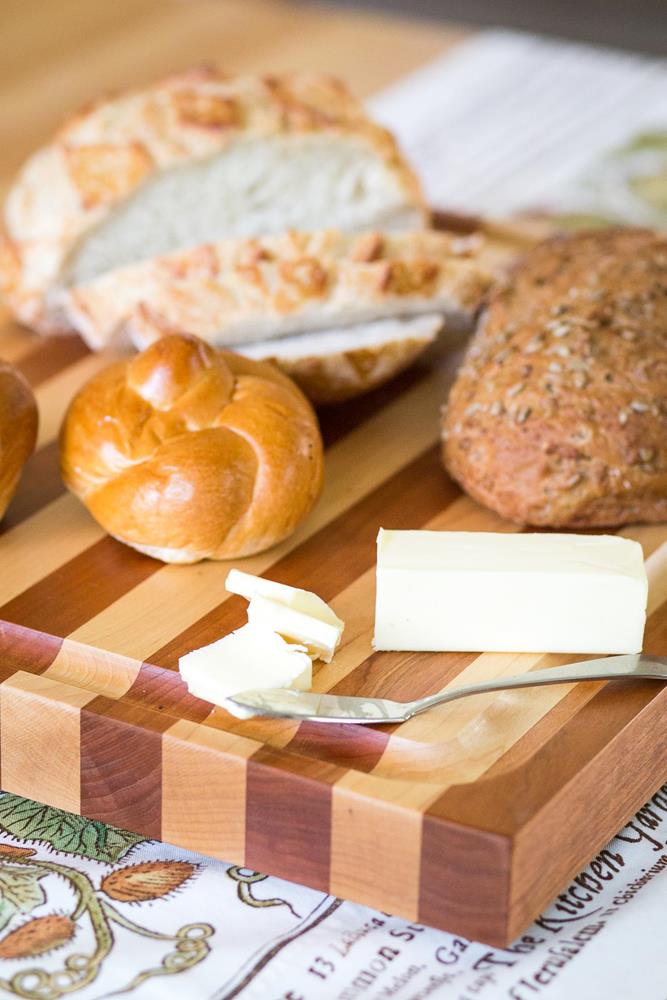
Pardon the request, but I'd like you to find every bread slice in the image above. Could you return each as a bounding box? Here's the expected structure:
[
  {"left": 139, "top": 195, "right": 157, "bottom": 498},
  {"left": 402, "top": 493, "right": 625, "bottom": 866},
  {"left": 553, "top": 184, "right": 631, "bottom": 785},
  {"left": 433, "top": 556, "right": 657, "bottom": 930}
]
[
  {"left": 52, "top": 229, "right": 488, "bottom": 400},
  {"left": 55, "top": 228, "right": 487, "bottom": 346},
  {"left": 1, "top": 69, "right": 426, "bottom": 331}
]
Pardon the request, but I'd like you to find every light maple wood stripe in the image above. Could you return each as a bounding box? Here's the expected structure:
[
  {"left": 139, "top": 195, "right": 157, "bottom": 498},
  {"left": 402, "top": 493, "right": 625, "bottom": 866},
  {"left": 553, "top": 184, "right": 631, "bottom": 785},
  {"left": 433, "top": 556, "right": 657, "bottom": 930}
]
[
  {"left": 641, "top": 538, "right": 667, "bottom": 615},
  {"left": 0, "top": 324, "right": 41, "bottom": 364},
  {"left": 0, "top": 671, "right": 94, "bottom": 813},
  {"left": 71, "top": 368, "right": 451, "bottom": 660},
  {"left": 162, "top": 720, "right": 259, "bottom": 862},
  {"left": 44, "top": 638, "right": 142, "bottom": 700},
  {"left": 331, "top": 786, "right": 424, "bottom": 919}
]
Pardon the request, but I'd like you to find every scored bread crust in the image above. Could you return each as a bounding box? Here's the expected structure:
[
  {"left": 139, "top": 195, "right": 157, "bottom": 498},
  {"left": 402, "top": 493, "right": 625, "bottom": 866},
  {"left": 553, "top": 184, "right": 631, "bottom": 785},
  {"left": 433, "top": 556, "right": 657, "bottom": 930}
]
[
  {"left": 1, "top": 68, "right": 426, "bottom": 331},
  {"left": 442, "top": 228, "right": 667, "bottom": 528},
  {"left": 0, "top": 361, "right": 38, "bottom": 519},
  {"left": 54, "top": 229, "right": 490, "bottom": 350},
  {"left": 59, "top": 334, "right": 324, "bottom": 562}
]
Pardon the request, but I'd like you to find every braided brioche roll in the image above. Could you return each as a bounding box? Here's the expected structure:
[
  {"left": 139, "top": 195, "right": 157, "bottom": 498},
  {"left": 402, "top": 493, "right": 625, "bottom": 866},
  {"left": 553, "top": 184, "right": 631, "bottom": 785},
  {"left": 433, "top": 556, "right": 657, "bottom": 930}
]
[{"left": 60, "top": 334, "right": 324, "bottom": 562}]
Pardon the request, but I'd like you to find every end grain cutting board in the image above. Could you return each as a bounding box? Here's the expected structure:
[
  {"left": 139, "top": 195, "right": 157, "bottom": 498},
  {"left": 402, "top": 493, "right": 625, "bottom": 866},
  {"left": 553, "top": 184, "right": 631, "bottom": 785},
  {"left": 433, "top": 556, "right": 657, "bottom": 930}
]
[{"left": 0, "top": 218, "right": 666, "bottom": 946}]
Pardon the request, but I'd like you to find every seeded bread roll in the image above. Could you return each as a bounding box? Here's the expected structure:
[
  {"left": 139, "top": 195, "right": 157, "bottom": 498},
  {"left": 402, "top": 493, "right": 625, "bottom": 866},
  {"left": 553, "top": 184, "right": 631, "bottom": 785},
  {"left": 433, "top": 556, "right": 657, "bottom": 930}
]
[
  {"left": 60, "top": 334, "right": 324, "bottom": 562},
  {"left": 0, "top": 360, "right": 38, "bottom": 519},
  {"left": 442, "top": 228, "right": 667, "bottom": 527}
]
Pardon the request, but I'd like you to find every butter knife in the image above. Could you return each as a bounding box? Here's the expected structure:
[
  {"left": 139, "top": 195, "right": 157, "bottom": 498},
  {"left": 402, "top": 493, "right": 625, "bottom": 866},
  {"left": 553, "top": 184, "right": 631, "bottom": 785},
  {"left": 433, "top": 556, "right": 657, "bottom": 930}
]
[{"left": 227, "top": 654, "right": 667, "bottom": 724}]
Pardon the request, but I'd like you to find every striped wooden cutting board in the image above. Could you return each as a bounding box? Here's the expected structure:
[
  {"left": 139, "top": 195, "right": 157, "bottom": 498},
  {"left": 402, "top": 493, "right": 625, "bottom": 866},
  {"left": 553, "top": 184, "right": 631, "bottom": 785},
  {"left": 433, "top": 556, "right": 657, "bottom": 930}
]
[{"left": 1, "top": 219, "right": 666, "bottom": 947}]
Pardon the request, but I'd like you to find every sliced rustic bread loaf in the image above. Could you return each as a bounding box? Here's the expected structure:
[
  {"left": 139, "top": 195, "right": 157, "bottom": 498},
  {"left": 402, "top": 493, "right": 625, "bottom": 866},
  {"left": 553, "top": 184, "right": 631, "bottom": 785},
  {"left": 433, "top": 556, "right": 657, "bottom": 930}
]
[{"left": 1, "top": 69, "right": 426, "bottom": 333}]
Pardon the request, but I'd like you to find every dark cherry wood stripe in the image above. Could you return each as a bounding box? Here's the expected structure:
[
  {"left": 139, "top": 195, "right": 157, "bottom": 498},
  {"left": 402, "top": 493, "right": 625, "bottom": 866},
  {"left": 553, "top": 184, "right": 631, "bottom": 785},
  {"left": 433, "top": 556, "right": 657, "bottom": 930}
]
[
  {"left": 332, "top": 650, "right": 476, "bottom": 701},
  {"left": 0, "top": 622, "right": 64, "bottom": 677},
  {"left": 285, "top": 722, "right": 391, "bottom": 772},
  {"left": 0, "top": 536, "right": 161, "bottom": 636},
  {"left": 317, "top": 362, "right": 432, "bottom": 448},
  {"left": 80, "top": 695, "right": 169, "bottom": 839},
  {"left": 16, "top": 334, "right": 90, "bottom": 387},
  {"left": 419, "top": 816, "right": 510, "bottom": 945},
  {"left": 1, "top": 442, "right": 65, "bottom": 533},
  {"left": 123, "top": 662, "right": 214, "bottom": 725},
  {"left": 246, "top": 746, "right": 344, "bottom": 891},
  {"left": 432, "top": 209, "right": 483, "bottom": 235},
  {"left": 298, "top": 652, "right": 480, "bottom": 774}
]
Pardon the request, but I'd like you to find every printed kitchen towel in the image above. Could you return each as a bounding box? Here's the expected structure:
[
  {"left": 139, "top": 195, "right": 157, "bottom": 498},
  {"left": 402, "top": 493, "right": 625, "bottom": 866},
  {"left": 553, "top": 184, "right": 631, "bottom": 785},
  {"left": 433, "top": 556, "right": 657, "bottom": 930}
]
[{"left": 0, "top": 788, "right": 663, "bottom": 999}]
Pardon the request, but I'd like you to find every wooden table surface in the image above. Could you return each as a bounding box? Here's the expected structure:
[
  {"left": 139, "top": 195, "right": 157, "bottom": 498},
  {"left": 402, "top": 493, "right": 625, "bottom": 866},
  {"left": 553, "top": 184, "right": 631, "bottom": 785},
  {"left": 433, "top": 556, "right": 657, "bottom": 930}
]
[{"left": 0, "top": 0, "right": 465, "bottom": 199}]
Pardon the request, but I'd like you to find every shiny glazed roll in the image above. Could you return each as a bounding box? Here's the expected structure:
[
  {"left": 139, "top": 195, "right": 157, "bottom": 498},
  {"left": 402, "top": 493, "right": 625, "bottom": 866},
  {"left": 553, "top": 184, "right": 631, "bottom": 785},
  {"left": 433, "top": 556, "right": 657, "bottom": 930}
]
[
  {"left": 59, "top": 334, "right": 324, "bottom": 562},
  {"left": 0, "top": 360, "right": 38, "bottom": 519}
]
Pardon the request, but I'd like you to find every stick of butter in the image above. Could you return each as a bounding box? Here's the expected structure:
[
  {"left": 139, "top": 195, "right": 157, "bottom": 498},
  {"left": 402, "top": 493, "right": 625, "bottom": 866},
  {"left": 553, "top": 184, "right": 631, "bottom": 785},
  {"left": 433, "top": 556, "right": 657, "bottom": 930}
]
[
  {"left": 373, "top": 529, "right": 648, "bottom": 654},
  {"left": 226, "top": 569, "right": 344, "bottom": 662},
  {"left": 179, "top": 623, "right": 312, "bottom": 706}
]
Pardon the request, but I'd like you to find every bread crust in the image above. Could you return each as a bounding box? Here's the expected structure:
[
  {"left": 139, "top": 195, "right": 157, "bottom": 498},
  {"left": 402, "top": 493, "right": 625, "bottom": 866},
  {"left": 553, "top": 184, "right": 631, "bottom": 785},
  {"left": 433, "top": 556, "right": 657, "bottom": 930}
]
[
  {"left": 59, "top": 334, "right": 324, "bottom": 561},
  {"left": 55, "top": 229, "right": 489, "bottom": 352},
  {"left": 0, "top": 361, "right": 38, "bottom": 519},
  {"left": 1, "top": 69, "right": 426, "bottom": 330},
  {"left": 254, "top": 327, "right": 439, "bottom": 404},
  {"left": 442, "top": 228, "right": 667, "bottom": 527}
]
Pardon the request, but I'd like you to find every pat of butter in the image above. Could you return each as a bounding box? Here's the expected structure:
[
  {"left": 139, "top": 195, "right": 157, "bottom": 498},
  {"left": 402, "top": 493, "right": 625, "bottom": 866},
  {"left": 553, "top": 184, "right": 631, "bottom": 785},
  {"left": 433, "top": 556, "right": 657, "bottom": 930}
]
[
  {"left": 179, "top": 622, "right": 312, "bottom": 706},
  {"left": 226, "top": 569, "right": 344, "bottom": 662},
  {"left": 373, "top": 529, "right": 648, "bottom": 654},
  {"left": 247, "top": 596, "right": 341, "bottom": 662}
]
